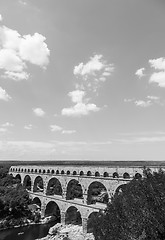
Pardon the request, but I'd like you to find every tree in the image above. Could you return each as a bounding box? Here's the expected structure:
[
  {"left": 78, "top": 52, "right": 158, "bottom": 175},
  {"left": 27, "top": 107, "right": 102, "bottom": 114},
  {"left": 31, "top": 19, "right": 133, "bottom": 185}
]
[
  {"left": 0, "top": 166, "right": 32, "bottom": 221},
  {"left": 92, "top": 170, "right": 165, "bottom": 240}
]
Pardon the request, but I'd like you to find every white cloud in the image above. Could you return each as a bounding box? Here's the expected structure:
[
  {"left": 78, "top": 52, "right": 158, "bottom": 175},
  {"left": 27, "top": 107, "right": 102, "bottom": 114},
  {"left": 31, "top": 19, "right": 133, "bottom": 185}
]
[
  {"left": 19, "top": 33, "right": 50, "bottom": 68},
  {"left": 62, "top": 54, "right": 112, "bottom": 117},
  {"left": 62, "top": 88, "right": 100, "bottom": 117},
  {"left": 0, "top": 25, "right": 50, "bottom": 80},
  {"left": 19, "top": 0, "right": 27, "bottom": 5},
  {"left": 74, "top": 54, "right": 105, "bottom": 76},
  {"left": 68, "top": 90, "right": 85, "bottom": 103},
  {"left": 0, "top": 48, "right": 25, "bottom": 72},
  {"left": 62, "top": 130, "right": 76, "bottom": 134},
  {"left": 117, "top": 136, "right": 165, "bottom": 144},
  {"left": 50, "top": 125, "right": 63, "bottom": 132},
  {"left": 0, "top": 14, "right": 3, "bottom": 22},
  {"left": 135, "top": 68, "right": 145, "bottom": 78},
  {"left": 149, "top": 58, "right": 165, "bottom": 70},
  {"left": 50, "top": 124, "right": 76, "bottom": 134},
  {"left": 124, "top": 98, "right": 134, "bottom": 103},
  {"left": 24, "top": 124, "right": 33, "bottom": 130},
  {"left": 149, "top": 71, "right": 165, "bottom": 87},
  {"left": 62, "top": 102, "right": 100, "bottom": 117},
  {"left": 0, "top": 86, "right": 11, "bottom": 101},
  {"left": 147, "top": 96, "right": 160, "bottom": 101},
  {"left": 135, "top": 100, "right": 152, "bottom": 107},
  {"left": 33, "top": 108, "right": 45, "bottom": 117},
  {"left": 2, "top": 122, "right": 14, "bottom": 127},
  {"left": 74, "top": 54, "right": 114, "bottom": 78},
  {"left": 125, "top": 96, "right": 161, "bottom": 107},
  {"left": 73, "top": 54, "right": 114, "bottom": 92},
  {"left": 0, "top": 127, "right": 8, "bottom": 133},
  {"left": 3, "top": 71, "right": 29, "bottom": 81}
]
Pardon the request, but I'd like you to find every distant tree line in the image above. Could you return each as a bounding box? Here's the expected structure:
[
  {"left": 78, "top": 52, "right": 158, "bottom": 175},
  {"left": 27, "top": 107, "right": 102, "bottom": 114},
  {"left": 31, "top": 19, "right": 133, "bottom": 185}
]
[{"left": 92, "top": 168, "right": 165, "bottom": 240}]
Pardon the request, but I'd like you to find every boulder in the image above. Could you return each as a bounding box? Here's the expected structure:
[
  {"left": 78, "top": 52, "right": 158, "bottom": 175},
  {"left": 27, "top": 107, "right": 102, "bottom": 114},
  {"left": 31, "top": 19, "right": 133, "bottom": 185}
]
[{"left": 49, "top": 223, "right": 63, "bottom": 235}]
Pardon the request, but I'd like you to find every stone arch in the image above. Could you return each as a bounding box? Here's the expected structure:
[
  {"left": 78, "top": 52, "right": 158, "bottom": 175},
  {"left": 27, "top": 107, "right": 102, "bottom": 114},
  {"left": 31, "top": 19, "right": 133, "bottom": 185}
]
[
  {"left": 73, "top": 171, "right": 77, "bottom": 175},
  {"left": 114, "top": 184, "right": 127, "bottom": 196},
  {"left": 113, "top": 172, "right": 119, "bottom": 178},
  {"left": 15, "top": 174, "right": 21, "bottom": 183},
  {"left": 61, "top": 170, "right": 65, "bottom": 175},
  {"left": 87, "top": 212, "right": 99, "bottom": 233},
  {"left": 56, "top": 170, "right": 59, "bottom": 174},
  {"left": 134, "top": 172, "right": 142, "bottom": 179},
  {"left": 45, "top": 201, "right": 61, "bottom": 222},
  {"left": 123, "top": 172, "right": 130, "bottom": 179},
  {"left": 51, "top": 169, "right": 55, "bottom": 174},
  {"left": 67, "top": 170, "right": 70, "bottom": 175},
  {"left": 80, "top": 171, "right": 84, "bottom": 176},
  {"left": 43, "top": 169, "right": 46, "bottom": 174},
  {"left": 47, "top": 169, "right": 50, "bottom": 174},
  {"left": 65, "top": 206, "right": 82, "bottom": 225},
  {"left": 87, "top": 181, "right": 109, "bottom": 205},
  {"left": 32, "top": 197, "right": 41, "bottom": 208},
  {"left": 66, "top": 179, "right": 83, "bottom": 200},
  {"left": 23, "top": 175, "right": 32, "bottom": 190},
  {"left": 103, "top": 172, "right": 109, "bottom": 177},
  {"left": 33, "top": 176, "right": 44, "bottom": 192},
  {"left": 87, "top": 171, "right": 92, "bottom": 176},
  {"left": 46, "top": 177, "right": 62, "bottom": 196},
  {"left": 95, "top": 171, "right": 100, "bottom": 177}
]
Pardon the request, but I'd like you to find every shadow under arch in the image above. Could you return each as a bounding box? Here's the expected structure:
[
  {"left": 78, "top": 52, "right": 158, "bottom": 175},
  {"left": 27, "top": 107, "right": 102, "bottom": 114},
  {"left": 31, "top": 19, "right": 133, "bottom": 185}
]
[
  {"left": 66, "top": 179, "right": 83, "bottom": 200},
  {"left": 15, "top": 174, "right": 21, "bottom": 184},
  {"left": 87, "top": 212, "right": 99, "bottom": 233},
  {"left": 46, "top": 177, "right": 62, "bottom": 196},
  {"left": 87, "top": 181, "right": 109, "bottom": 205},
  {"left": 114, "top": 184, "right": 127, "bottom": 196},
  {"left": 134, "top": 172, "right": 142, "bottom": 179},
  {"left": 65, "top": 206, "right": 82, "bottom": 225},
  {"left": 45, "top": 201, "right": 61, "bottom": 222},
  {"left": 23, "top": 175, "right": 32, "bottom": 191},
  {"left": 123, "top": 172, "right": 130, "bottom": 179},
  {"left": 32, "top": 197, "right": 41, "bottom": 208},
  {"left": 33, "top": 176, "right": 44, "bottom": 192}
]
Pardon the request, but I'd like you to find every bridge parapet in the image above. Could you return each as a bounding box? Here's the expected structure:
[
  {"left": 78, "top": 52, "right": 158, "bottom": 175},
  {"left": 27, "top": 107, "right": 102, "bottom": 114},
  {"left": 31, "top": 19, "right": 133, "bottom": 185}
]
[{"left": 9, "top": 164, "right": 148, "bottom": 179}]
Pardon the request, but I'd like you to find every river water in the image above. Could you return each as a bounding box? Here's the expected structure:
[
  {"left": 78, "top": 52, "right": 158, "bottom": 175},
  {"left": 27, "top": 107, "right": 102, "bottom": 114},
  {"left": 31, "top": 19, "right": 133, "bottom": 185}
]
[{"left": 0, "top": 222, "right": 55, "bottom": 240}]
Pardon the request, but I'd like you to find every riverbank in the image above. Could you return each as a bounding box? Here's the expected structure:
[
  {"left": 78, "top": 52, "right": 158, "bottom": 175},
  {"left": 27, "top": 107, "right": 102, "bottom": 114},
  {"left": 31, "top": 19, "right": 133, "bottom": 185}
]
[{"left": 37, "top": 223, "right": 95, "bottom": 240}]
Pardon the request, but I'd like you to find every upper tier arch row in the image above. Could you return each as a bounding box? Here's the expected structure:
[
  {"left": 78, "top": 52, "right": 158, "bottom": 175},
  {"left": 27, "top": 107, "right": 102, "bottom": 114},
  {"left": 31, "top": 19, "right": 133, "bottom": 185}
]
[{"left": 9, "top": 165, "right": 156, "bottom": 179}]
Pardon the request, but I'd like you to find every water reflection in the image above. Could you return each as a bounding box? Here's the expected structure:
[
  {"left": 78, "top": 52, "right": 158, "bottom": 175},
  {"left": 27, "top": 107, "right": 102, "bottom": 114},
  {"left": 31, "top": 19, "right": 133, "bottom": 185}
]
[{"left": 0, "top": 222, "right": 55, "bottom": 240}]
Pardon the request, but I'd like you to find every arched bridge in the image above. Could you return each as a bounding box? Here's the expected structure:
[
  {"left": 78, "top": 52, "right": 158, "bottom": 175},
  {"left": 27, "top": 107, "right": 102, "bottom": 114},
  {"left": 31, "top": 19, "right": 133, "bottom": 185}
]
[{"left": 9, "top": 161, "right": 160, "bottom": 234}]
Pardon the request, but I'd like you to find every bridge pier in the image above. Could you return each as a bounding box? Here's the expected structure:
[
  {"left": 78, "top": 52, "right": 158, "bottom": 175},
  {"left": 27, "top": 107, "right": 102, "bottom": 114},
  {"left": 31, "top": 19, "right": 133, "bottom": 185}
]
[
  {"left": 61, "top": 211, "right": 66, "bottom": 225},
  {"left": 41, "top": 203, "right": 46, "bottom": 218},
  {"left": 82, "top": 217, "right": 88, "bottom": 235},
  {"left": 31, "top": 183, "right": 34, "bottom": 192},
  {"left": 62, "top": 190, "right": 67, "bottom": 199},
  {"left": 83, "top": 193, "right": 87, "bottom": 204}
]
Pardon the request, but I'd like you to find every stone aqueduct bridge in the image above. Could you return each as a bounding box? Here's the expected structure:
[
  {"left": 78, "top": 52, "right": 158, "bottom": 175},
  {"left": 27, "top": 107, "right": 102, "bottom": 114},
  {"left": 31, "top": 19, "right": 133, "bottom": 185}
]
[{"left": 9, "top": 161, "right": 161, "bottom": 234}]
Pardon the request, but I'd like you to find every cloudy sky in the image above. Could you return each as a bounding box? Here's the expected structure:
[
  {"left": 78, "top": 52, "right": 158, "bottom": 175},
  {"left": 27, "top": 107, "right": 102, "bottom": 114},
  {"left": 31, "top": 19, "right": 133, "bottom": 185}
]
[{"left": 0, "top": 0, "right": 165, "bottom": 161}]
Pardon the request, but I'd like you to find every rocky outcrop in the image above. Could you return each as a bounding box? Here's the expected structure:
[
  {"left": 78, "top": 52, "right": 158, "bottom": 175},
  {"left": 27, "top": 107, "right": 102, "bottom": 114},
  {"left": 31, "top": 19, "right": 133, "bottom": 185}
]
[{"left": 38, "top": 223, "right": 94, "bottom": 240}]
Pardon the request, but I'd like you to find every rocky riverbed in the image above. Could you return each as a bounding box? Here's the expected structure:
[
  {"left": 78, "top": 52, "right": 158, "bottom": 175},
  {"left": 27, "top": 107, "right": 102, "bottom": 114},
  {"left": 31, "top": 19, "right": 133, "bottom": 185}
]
[{"left": 38, "top": 223, "right": 95, "bottom": 240}]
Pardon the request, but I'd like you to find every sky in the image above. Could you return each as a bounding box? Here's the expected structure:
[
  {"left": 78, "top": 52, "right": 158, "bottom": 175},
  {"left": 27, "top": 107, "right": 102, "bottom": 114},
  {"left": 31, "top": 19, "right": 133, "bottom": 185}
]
[{"left": 0, "top": 0, "right": 165, "bottom": 161}]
